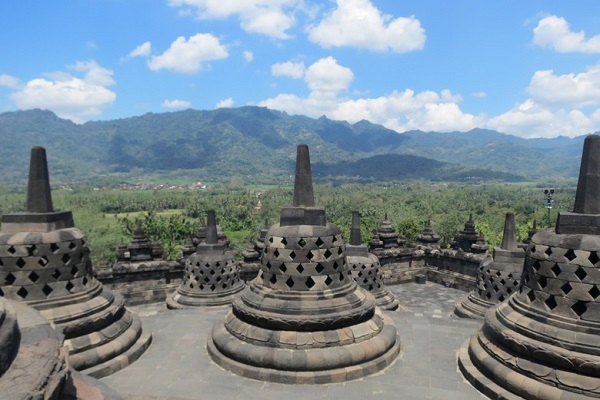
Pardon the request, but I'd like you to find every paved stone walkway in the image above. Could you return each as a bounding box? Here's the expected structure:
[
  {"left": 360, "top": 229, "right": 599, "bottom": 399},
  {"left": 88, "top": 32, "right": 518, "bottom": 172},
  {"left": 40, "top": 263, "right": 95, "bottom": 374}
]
[{"left": 101, "top": 282, "right": 486, "bottom": 400}]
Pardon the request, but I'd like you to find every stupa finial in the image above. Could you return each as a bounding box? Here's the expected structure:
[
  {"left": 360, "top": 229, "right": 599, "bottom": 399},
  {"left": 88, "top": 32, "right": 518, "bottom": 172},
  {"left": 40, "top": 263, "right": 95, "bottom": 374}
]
[
  {"left": 349, "top": 211, "right": 362, "bottom": 246},
  {"left": 292, "top": 144, "right": 314, "bottom": 207},
  {"left": 205, "top": 210, "right": 218, "bottom": 244},
  {"left": 573, "top": 135, "right": 600, "bottom": 214},
  {"left": 26, "top": 146, "right": 53, "bottom": 213},
  {"left": 500, "top": 212, "right": 517, "bottom": 250}
]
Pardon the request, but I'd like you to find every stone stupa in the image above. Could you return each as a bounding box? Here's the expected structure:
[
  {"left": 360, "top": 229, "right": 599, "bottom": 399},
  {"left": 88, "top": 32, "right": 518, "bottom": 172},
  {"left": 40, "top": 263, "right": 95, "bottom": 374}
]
[
  {"left": 346, "top": 211, "right": 400, "bottom": 311},
  {"left": 415, "top": 217, "right": 440, "bottom": 249},
  {"left": 208, "top": 145, "right": 400, "bottom": 384},
  {"left": 452, "top": 213, "right": 488, "bottom": 253},
  {"left": 454, "top": 212, "right": 525, "bottom": 319},
  {"left": 0, "top": 147, "right": 151, "bottom": 378},
  {"left": 459, "top": 134, "right": 600, "bottom": 398},
  {"left": 167, "top": 210, "right": 245, "bottom": 308}
]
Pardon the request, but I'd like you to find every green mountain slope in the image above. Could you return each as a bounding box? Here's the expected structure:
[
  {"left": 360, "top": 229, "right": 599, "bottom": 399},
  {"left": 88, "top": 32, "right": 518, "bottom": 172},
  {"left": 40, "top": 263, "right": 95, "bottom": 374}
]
[{"left": 0, "top": 106, "right": 590, "bottom": 184}]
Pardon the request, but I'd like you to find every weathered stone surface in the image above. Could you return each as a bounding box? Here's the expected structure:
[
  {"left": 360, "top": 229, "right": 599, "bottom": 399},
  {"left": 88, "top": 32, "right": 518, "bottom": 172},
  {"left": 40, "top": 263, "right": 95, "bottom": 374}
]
[
  {"left": 167, "top": 210, "right": 245, "bottom": 308},
  {"left": 208, "top": 145, "right": 400, "bottom": 383},
  {"left": 455, "top": 213, "right": 524, "bottom": 319},
  {"left": 0, "top": 147, "right": 151, "bottom": 378},
  {"left": 459, "top": 134, "right": 600, "bottom": 399}
]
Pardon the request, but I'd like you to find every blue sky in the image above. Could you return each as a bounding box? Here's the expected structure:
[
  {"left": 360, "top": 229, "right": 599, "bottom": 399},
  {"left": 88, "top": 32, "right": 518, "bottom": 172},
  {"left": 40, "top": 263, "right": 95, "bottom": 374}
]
[{"left": 1, "top": 1, "right": 600, "bottom": 138}]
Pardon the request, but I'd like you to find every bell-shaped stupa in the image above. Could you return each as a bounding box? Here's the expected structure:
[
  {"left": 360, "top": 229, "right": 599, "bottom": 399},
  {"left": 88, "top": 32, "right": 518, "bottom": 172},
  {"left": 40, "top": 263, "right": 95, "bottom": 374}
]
[
  {"left": 346, "top": 211, "right": 399, "bottom": 311},
  {"left": 454, "top": 212, "right": 524, "bottom": 319},
  {"left": 0, "top": 147, "right": 151, "bottom": 378},
  {"left": 459, "top": 135, "right": 600, "bottom": 398},
  {"left": 167, "top": 210, "right": 244, "bottom": 308},
  {"left": 208, "top": 145, "right": 400, "bottom": 384}
]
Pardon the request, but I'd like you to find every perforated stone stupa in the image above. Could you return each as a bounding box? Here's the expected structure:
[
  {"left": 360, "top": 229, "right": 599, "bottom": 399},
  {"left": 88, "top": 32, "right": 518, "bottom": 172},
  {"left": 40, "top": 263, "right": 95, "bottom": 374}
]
[
  {"left": 167, "top": 210, "right": 244, "bottom": 308},
  {"left": 346, "top": 211, "right": 399, "bottom": 311},
  {"left": 459, "top": 134, "right": 600, "bottom": 399},
  {"left": 0, "top": 147, "right": 151, "bottom": 378},
  {"left": 207, "top": 145, "right": 400, "bottom": 384},
  {"left": 452, "top": 213, "right": 488, "bottom": 253},
  {"left": 370, "top": 213, "right": 405, "bottom": 250},
  {"left": 454, "top": 212, "right": 524, "bottom": 319}
]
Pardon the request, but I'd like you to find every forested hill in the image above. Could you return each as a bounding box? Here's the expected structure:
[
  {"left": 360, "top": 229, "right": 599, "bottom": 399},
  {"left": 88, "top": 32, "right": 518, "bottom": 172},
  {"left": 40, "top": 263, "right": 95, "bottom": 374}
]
[{"left": 0, "top": 107, "right": 589, "bottom": 184}]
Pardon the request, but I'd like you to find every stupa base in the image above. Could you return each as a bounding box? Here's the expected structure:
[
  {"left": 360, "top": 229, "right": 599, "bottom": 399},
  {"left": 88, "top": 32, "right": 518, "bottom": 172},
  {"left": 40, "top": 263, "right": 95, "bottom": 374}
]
[
  {"left": 454, "top": 292, "right": 492, "bottom": 319},
  {"left": 207, "top": 310, "right": 400, "bottom": 384}
]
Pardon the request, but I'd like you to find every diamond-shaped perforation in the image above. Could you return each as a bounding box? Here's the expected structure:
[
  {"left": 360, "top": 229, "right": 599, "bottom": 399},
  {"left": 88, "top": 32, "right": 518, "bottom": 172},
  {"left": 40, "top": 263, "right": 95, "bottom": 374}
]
[
  {"left": 296, "top": 264, "right": 304, "bottom": 274},
  {"left": 545, "top": 247, "right": 553, "bottom": 256},
  {"left": 16, "top": 287, "right": 28, "bottom": 298},
  {"left": 590, "top": 251, "right": 600, "bottom": 266},
  {"left": 532, "top": 260, "right": 541, "bottom": 272},
  {"left": 50, "top": 243, "right": 60, "bottom": 253},
  {"left": 538, "top": 276, "right": 548, "bottom": 289},
  {"left": 289, "top": 251, "right": 296, "bottom": 259},
  {"left": 16, "top": 258, "right": 26, "bottom": 269},
  {"left": 551, "top": 264, "right": 561, "bottom": 277},
  {"left": 527, "top": 290, "right": 536, "bottom": 302},
  {"left": 306, "top": 251, "right": 314, "bottom": 260},
  {"left": 575, "top": 267, "right": 588, "bottom": 281},
  {"left": 28, "top": 271, "right": 39, "bottom": 283},
  {"left": 51, "top": 269, "right": 61, "bottom": 279},
  {"left": 82, "top": 277, "right": 88, "bottom": 286},
  {"left": 68, "top": 241, "right": 77, "bottom": 250},
  {"left": 280, "top": 238, "right": 288, "bottom": 245},
  {"left": 7, "top": 246, "right": 16, "bottom": 254},
  {"left": 279, "top": 264, "right": 287, "bottom": 273},
  {"left": 38, "top": 256, "right": 49, "bottom": 267},
  {"left": 590, "top": 286, "right": 600, "bottom": 300},
  {"left": 325, "top": 275, "right": 333, "bottom": 286},
  {"left": 561, "top": 282, "right": 572, "bottom": 295},
  {"left": 324, "top": 249, "right": 332, "bottom": 259},
  {"left": 315, "top": 237, "right": 324, "bottom": 247},
  {"left": 305, "top": 276, "right": 315, "bottom": 288},
  {"left": 315, "top": 263, "right": 324, "bottom": 273},
  {"left": 26, "top": 245, "right": 37, "bottom": 256},
  {"left": 269, "top": 274, "right": 277, "bottom": 284},
  {"left": 273, "top": 249, "right": 280, "bottom": 258},
  {"left": 42, "top": 284, "right": 53, "bottom": 296},
  {"left": 572, "top": 301, "right": 587, "bottom": 317},
  {"left": 545, "top": 295, "right": 558, "bottom": 310},
  {"left": 286, "top": 277, "right": 294, "bottom": 288},
  {"left": 565, "top": 249, "right": 577, "bottom": 262},
  {"left": 0, "top": 287, "right": 3, "bottom": 296},
  {"left": 298, "top": 238, "right": 306, "bottom": 248},
  {"left": 71, "top": 265, "right": 78, "bottom": 277},
  {"left": 66, "top": 281, "right": 74, "bottom": 292},
  {"left": 5, "top": 273, "right": 16, "bottom": 285},
  {"left": 62, "top": 253, "right": 71, "bottom": 265}
]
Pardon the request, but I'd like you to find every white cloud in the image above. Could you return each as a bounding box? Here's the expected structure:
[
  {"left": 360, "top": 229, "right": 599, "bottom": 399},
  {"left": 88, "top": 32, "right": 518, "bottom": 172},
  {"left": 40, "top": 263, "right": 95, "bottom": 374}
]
[
  {"left": 243, "top": 50, "right": 254, "bottom": 62},
  {"left": 215, "top": 97, "right": 234, "bottom": 108},
  {"left": 0, "top": 74, "right": 20, "bottom": 88},
  {"left": 260, "top": 57, "right": 480, "bottom": 133},
  {"left": 271, "top": 61, "right": 305, "bottom": 79},
  {"left": 472, "top": 91, "right": 486, "bottom": 98},
  {"left": 128, "top": 41, "right": 152, "bottom": 58},
  {"left": 148, "top": 33, "right": 228, "bottom": 74},
  {"left": 527, "top": 65, "right": 600, "bottom": 109},
  {"left": 168, "top": 0, "right": 299, "bottom": 39},
  {"left": 162, "top": 99, "right": 191, "bottom": 109},
  {"left": 533, "top": 15, "right": 600, "bottom": 53},
  {"left": 487, "top": 99, "right": 595, "bottom": 138},
  {"left": 9, "top": 60, "right": 116, "bottom": 123},
  {"left": 307, "top": 0, "right": 425, "bottom": 52}
]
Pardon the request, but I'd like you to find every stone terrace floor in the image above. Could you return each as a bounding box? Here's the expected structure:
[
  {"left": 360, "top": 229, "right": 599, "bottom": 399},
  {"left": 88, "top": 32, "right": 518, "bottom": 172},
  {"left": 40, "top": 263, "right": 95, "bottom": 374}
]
[{"left": 101, "top": 282, "right": 488, "bottom": 400}]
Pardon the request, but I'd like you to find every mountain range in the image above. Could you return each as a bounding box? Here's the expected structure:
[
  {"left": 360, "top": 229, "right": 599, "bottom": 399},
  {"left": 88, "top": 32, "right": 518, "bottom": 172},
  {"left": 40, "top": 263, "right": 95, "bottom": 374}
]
[{"left": 0, "top": 106, "right": 590, "bottom": 184}]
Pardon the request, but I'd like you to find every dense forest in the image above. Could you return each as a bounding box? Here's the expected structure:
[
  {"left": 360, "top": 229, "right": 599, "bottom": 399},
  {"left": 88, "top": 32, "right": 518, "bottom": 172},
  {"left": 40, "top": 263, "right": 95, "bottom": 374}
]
[{"left": 0, "top": 181, "right": 576, "bottom": 266}]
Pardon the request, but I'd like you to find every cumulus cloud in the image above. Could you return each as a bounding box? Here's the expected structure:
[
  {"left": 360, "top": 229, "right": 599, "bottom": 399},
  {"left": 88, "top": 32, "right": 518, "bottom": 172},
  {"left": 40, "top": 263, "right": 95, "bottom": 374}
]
[
  {"left": 307, "top": 0, "right": 425, "bottom": 52},
  {"left": 215, "top": 97, "right": 234, "bottom": 108},
  {"left": 260, "top": 57, "right": 480, "bottom": 132},
  {"left": 271, "top": 61, "right": 306, "bottom": 79},
  {"left": 148, "top": 33, "right": 228, "bottom": 74},
  {"left": 168, "top": 0, "right": 299, "bottom": 39},
  {"left": 533, "top": 15, "right": 600, "bottom": 53},
  {"left": 0, "top": 74, "right": 20, "bottom": 88},
  {"left": 9, "top": 60, "right": 116, "bottom": 123},
  {"left": 128, "top": 41, "right": 152, "bottom": 58},
  {"left": 243, "top": 50, "right": 254, "bottom": 62},
  {"left": 527, "top": 65, "right": 600, "bottom": 108},
  {"left": 162, "top": 99, "right": 191, "bottom": 109},
  {"left": 487, "top": 99, "right": 596, "bottom": 138}
]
